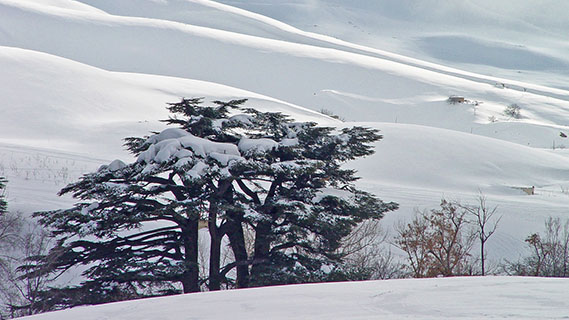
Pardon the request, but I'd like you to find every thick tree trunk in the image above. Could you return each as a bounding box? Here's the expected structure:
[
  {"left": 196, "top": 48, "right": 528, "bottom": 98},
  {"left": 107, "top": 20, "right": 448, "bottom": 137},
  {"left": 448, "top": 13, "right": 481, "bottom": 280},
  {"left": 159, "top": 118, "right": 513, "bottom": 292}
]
[
  {"left": 480, "top": 240, "right": 485, "bottom": 276},
  {"left": 227, "top": 221, "right": 250, "bottom": 288},
  {"left": 208, "top": 220, "right": 222, "bottom": 291},
  {"left": 208, "top": 180, "right": 232, "bottom": 291},
  {"left": 250, "top": 222, "right": 272, "bottom": 286},
  {"left": 182, "top": 217, "right": 200, "bottom": 293}
]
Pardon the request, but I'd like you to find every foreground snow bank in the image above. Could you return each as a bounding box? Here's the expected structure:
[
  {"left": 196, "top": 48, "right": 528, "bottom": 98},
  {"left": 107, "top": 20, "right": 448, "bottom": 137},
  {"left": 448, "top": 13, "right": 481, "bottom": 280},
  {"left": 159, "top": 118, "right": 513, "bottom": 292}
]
[{"left": 22, "top": 277, "right": 569, "bottom": 319}]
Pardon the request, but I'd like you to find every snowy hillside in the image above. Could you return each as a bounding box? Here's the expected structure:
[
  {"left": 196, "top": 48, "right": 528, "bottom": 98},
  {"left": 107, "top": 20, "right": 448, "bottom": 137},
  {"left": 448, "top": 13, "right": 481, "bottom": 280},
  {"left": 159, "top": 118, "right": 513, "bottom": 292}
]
[
  {"left": 0, "top": 46, "right": 334, "bottom": 157},
  {"left": 0, "top": 45, "right": 337, "bottom": 214},
  {"left": 217, "top": 0, "right": 569, "bottom": 90},
  {"left": 3, "top": 0, "right": 569, "bottom": 155},
  {"left": 1, "top": 0, "right": 569, "bottom": 259},
  {"left": 1, "top": 1, "right": 569, "bottom": 317},
  {"left": 21, "top": 277, "right": 569, "bottom": 319},
  {"left": 1, "top": 42, "right": 569, "bottom": 259}
]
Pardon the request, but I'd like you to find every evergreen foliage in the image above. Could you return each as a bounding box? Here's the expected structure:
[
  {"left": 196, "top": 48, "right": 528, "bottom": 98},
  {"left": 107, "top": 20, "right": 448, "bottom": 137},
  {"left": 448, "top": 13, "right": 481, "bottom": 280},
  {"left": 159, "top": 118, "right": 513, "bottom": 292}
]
[
  {"left": 0, "top": 177, "right": 7, "bottom": 214},
  {"left": 27, "top": 98, "right": 396, "bottom": 310}
]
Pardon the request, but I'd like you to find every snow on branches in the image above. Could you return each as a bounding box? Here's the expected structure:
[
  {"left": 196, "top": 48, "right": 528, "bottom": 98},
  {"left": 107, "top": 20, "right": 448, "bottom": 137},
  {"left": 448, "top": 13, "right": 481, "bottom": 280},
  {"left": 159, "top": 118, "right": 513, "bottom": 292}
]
[{"left": 30, "top": 98, "right": 396, "bottom": 307}]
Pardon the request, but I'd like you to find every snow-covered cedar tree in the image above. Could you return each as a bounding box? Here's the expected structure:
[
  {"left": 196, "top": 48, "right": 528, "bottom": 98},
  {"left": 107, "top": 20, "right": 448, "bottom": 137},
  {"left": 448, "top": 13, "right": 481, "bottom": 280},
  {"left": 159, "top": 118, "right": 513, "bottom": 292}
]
[
  {"left": 28, "top": 98, "right": 397, "bottom": 309},
  {"left": 0, "top": 177, "right": 6, "bottom": 214}
]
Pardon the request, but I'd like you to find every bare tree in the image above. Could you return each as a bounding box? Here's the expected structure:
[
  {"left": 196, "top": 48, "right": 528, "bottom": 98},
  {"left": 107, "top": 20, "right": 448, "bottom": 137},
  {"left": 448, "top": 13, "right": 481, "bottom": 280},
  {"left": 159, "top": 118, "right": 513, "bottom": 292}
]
[
  {"left": 545, "top": 218, "right": 569, "bottom": 276},
  {"left": 0, "top": 212, "right": 22, "bottom": 318},
  {"left": 0, "top": 213, "right": 53, "bottom": 318},
  {"left": 460, "top": 194, "right": 501, "bottom": 275},
  {"left": 505, "top": 217, "right": 569, "bottom": 277},
  {"left": 339, "top": 220, "right": 403, "bottom": 280},
  {"left": 395, "top": 200, "right": 476, "bottom": 278},
  {"left": 395, "top": 214, "right": 432, "bottom": 278},
  {"left": 0, "top": 213, "right": 21, "bottom": 260}
]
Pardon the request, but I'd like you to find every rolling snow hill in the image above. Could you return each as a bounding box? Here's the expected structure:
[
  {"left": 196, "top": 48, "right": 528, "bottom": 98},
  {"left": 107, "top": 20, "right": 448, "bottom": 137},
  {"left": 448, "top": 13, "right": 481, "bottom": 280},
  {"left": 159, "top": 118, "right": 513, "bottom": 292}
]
[
  {"left": 0, "top": 44, "right": 337, "bottom": 212},
  {"left": 1, "top": 1, "right": 569, "bottom": 317},
  {"left": 216, "top": 0, "right": 569, "bottom": 90},
  {"left": 1, "top": 0, "right": 568, "bottom": 256},
  {"left": 2, "top": 0, "right": 569, "bottom": 149},
  {"left": 21, "top": 277, "right": 569, "bottom": 320},
  {"left": 2, "top": 42, "right": 569, "bottom": 259}
]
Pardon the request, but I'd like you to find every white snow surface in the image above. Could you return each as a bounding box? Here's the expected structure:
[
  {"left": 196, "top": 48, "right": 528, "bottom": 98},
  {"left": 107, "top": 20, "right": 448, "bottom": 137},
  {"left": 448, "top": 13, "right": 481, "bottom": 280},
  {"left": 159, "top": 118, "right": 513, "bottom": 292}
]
[
  {"left": 215, "top": 0, "right": 569, "bottom": 90},
  {"left": 238, "top": 138, "right": 279, "bottom": 154},
  {"left": 138, "top": 128, "right": 240, "bottom": 164},
  {"left": 0, "top": 46, "right": 333, "bottom": 157},
  {"left": 1, "top": 1, "right": 569, "bottom": 318},
  {"left": 21, "top": 277, "right": 569, "bottom": 319},
  {"left": 0, "top": 0, "right": 568, "bottom": 269}
]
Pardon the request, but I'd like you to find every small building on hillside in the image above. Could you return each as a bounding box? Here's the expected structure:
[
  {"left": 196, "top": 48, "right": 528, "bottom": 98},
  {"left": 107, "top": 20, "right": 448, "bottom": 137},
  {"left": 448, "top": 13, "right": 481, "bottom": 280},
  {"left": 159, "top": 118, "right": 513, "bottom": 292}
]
[
  {"left": 521, "top": 186, "right": 535, "bottom": 195},
  {"left": 512, "top": 186, "right": 535, "bottom": 195},
  {"left": 447, "top": 96, "right": 465, "bottom": 104}
]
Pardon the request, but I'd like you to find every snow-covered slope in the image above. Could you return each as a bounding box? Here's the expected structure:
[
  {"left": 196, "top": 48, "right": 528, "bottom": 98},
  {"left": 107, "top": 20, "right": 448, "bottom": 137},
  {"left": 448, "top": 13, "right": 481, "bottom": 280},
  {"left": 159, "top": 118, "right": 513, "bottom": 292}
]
[
  {"left": 217, "top": 0, "right": 569, "bottom": 90},
  {"left": 21, "top": 277, "right": 569, "bottom": 319},
  {"left": 0, "top": 143, "right": 105, "bottom": 213},
  {"left": 2, "top": 43, "right": 569, "bottom": 261},
  {"left": 1, "top": 0, "right": 569, "bottom": 281},
  {"left": 0, "top": 46, "right": 335, "bottom": 157},
  {"left": 2, "top": 0, "right": 569, "bottom": 151},
  {"left": 352, "top": 123, "right": 569, "bottom": 259},
  {"left": 0, "top": 45, "right": 336, "bottom": 213},
  {"left": 2, "top": 1, "right": 569, "bottom": 317}
]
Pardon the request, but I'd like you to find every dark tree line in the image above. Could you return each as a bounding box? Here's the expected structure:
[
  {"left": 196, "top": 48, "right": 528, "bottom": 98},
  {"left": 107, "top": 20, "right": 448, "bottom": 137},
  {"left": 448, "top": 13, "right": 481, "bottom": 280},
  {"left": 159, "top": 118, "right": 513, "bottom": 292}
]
[{"left": 0, "top": 177, "right": 6, "bottom": 215}]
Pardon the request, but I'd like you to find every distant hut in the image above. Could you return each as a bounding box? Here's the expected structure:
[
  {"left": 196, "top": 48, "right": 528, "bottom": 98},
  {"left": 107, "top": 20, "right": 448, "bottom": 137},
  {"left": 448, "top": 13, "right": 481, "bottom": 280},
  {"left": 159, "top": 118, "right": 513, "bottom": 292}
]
[
  {"left": 521, "top": 186, "right": 535, "bottom": 195},
  {"left": 447, "top": 96, "right": 465, "bottom": 104},
  {"left": 512, "top": 186, "right": 535, "bottom": 195}
]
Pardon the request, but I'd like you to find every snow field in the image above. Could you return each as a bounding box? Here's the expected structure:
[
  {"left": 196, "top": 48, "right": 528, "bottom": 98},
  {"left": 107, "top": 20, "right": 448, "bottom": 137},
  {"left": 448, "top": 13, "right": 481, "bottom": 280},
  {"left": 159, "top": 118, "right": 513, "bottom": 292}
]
[
  {"left": 21, "top": 277, "right": 569, "bottom": 320},
  {"left": 1, "top": 1, "right": 569, "bottom": 267},
  {"left": 1, "top": 1, "right": 569, "bottom": 318}
]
